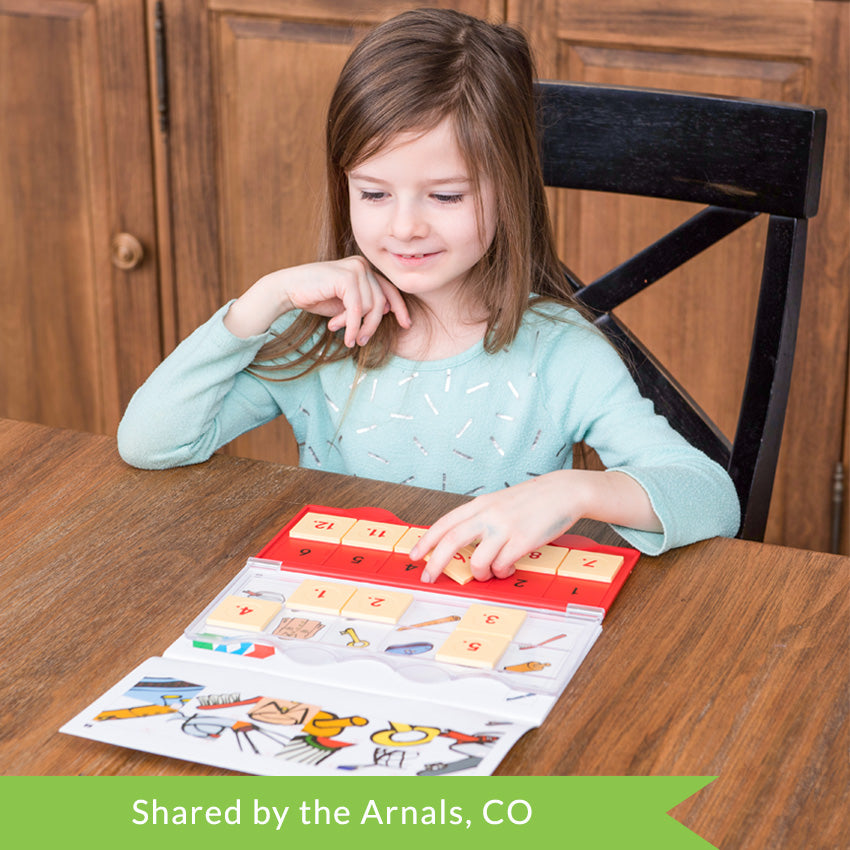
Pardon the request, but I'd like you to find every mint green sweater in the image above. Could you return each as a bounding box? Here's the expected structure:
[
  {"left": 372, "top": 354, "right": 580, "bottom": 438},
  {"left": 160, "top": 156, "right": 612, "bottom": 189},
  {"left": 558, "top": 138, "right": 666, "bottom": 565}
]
[{"left": 118, "top": 300, "right": 740, "bottom": 554}]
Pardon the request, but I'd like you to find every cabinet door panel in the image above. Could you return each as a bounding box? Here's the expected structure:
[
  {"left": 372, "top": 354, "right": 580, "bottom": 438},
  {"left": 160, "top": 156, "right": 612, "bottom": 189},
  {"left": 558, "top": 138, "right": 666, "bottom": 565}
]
[
  {"left": 0, "top": 0, "right": 161, "bottom": 433},
  {"left": 214, "top": 16, "right": 360, "bottom": 299},
  {"left": 557, "top": 0, "right": 812, "bottom": 57}
]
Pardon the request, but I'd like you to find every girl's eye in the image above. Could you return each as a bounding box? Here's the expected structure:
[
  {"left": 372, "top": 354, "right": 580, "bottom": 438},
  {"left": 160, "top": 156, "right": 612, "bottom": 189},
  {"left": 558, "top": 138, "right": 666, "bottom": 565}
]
[
  {"left": 433, "top": 193, "right": 463, "bottom": 204},
  {"left": 359, "top": 191, "right": 386, "bottom": 202}
]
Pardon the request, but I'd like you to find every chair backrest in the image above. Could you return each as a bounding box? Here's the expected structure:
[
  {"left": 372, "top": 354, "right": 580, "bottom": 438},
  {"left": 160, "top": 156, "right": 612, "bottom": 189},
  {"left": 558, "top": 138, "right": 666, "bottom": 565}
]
[{"left": 536, "top": 81, "right": 827, "bottom": 541}]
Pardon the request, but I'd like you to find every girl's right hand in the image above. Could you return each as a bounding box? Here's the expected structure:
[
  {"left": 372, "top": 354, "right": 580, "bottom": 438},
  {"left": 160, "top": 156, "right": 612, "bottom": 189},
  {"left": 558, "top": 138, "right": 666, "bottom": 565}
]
[{"left": 224, "top": 256, "right": 411, "bottom": 344}]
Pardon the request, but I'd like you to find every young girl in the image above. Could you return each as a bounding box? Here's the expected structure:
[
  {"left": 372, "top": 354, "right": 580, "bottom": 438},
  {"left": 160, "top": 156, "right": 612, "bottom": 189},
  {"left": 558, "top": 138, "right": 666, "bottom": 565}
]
[{"left": 118, "top": 8, "right": 739, "bottom": 582}]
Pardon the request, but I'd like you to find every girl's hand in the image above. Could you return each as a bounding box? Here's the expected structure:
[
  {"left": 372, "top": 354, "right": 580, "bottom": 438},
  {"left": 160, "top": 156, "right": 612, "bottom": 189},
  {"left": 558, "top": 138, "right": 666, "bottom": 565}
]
[
  {"left": 410, "top": 473, "right": 580, "bottom": 582},
  {"left": 224, "top": 256, "right": 411, "bottom": 343},
  {"left": 410, "top": 470, "right": 661, "bottom": 583}
]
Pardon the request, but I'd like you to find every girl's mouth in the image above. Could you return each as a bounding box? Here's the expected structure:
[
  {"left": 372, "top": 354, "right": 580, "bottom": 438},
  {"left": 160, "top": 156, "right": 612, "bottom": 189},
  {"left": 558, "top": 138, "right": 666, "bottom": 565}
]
[{"left": 391, "top": 251, "right": 440, "bottom": 264}]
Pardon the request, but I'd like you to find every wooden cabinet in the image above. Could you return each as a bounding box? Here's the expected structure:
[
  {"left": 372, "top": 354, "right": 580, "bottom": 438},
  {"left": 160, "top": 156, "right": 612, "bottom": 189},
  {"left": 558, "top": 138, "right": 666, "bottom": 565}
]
[
  {"left": 0, "top": 0, "right": 163, "bottom": 434},
  {"left": 4, "top": 0, "right": 848, "bottom": 553}
]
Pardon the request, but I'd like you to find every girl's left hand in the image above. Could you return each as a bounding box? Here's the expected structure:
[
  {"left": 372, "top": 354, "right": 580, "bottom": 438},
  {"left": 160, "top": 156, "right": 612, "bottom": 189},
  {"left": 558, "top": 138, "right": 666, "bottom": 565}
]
[
  {"left": 410, "top": 471, "right": 583, "bottom": 582},
  {"left": 409, "top": 469, "right": 661, "bottom": 583}
]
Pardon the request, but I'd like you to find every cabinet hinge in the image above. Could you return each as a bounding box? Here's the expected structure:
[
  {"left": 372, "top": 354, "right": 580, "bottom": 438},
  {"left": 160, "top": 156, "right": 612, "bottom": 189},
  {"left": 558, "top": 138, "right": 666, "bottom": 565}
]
[{"left": 154, "top": 1, "right": 169, "bottom": 133}]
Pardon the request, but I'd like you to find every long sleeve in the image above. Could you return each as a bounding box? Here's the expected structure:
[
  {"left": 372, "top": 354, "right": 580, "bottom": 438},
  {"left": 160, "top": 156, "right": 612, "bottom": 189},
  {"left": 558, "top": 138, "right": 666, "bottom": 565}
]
[
  {"left": 538, "top": 310, "right": 740, "bottom": 553},
  {"left": 117, "top": 303, "right": 288, "bottom": 469}
]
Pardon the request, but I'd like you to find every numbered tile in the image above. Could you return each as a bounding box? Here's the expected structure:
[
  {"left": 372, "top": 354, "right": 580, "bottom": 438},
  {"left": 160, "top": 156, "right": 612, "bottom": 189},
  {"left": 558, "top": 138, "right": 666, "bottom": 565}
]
[
  {"left": 444, "top": 559, "right": 474, "bottom": 585},
  {"left": 513, "top": 545, "right": 568, "bottom": 575},
  {"left": 288, "top": 511, "right": 357, "bottom": 544},
  {"left": 206, "top": 595, "right": 282, "bottom": 632},
  {"left": 428, "top": 545, "right": 476, "bottom": 585},
  {"left": 394, "top": 526, "right": 427, "bottom": 555},
  {"left": 457, "top": 603, "right": 526, "bottom": 639},
  {"left": 342, "top": 520, "right": 409, "bottom": 552},
  {"left": 286, "top": 579, "right": 356, "bottom": 614},
  {"left": 435, "top": 630, "right": 511, "bottom": 669},
  {"left": 557, "top": 549, "right": 624, "bottom": 583},
  {"left": 341, "top": 587, "right": 414, "bottom": 624}
]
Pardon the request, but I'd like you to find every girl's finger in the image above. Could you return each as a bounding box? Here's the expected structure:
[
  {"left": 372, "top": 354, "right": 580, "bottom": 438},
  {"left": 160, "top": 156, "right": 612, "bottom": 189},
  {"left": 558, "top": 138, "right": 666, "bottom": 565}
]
[
  {"left": 376, "top": 275, "right": 412, "bottom": 329},
  {"left": 339, "top": 276, "right": 369, "bottom": 347},
  {"left": 357, "top": 270, "right": 388, "bottom": 344},
  {"left": 418, "top": 522, "right": 481, "bottom": 583},
  {"left": 411, "top": 501, "right": 479, "bottom": 562},
  {"left": 469, "top": 535, "right": 514, "bottom": 581},
  {"left": 327, "top": 312, "right": 347, "bottom": 333}
]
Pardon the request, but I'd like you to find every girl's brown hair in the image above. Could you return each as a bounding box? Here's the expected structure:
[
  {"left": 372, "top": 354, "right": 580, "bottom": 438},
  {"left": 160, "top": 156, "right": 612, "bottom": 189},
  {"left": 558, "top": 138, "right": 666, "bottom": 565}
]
[{"left": 254, "top": 8, "right": 578, "bottom": 376}]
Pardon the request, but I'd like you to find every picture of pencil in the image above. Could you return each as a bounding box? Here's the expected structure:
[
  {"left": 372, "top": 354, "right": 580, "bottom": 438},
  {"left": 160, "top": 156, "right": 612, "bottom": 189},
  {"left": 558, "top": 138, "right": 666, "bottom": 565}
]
[{"left": 397, "top": 614, "right": 461, "bottom": 631}]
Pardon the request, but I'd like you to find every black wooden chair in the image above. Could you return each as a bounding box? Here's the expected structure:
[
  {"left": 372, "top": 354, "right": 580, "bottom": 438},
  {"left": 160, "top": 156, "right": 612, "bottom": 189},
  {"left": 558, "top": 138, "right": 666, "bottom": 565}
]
[{"left": 536, "top": 81, "right": 827, "bottom": 541}]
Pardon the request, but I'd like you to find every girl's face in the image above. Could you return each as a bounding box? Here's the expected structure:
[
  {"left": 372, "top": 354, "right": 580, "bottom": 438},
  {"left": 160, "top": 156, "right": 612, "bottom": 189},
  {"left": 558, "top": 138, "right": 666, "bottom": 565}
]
[{"left": 347, "top": 119, "right": 497, "bottom": 312}]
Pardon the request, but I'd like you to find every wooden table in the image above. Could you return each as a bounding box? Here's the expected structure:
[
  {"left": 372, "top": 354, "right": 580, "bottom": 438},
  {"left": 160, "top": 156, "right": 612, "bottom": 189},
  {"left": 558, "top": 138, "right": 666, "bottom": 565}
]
[{"left": 0, "top": 418, "right": 847, "bottom": 847}]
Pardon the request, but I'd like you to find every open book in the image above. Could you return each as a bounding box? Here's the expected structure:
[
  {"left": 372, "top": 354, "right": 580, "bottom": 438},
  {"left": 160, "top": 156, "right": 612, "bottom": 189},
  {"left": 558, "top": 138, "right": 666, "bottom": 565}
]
[{"left": 61, "top": 505, "right": 637, "bottom": 776}]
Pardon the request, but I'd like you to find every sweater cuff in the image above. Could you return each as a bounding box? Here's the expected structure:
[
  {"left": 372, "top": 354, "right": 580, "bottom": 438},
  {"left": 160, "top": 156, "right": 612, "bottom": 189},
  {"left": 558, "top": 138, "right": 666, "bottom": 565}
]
[
  {"left": 605, "top": 463, "right": 740, "bottom": 555},
  {"left": 205, "top": 300, "right": 277, "bottom": 353}
]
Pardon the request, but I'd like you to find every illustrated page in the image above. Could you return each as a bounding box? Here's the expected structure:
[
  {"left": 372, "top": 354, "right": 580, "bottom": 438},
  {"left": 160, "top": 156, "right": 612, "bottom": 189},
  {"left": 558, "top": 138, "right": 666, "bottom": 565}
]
[{"left": 61, "top": 656, "right": 530, "bottom": 776}]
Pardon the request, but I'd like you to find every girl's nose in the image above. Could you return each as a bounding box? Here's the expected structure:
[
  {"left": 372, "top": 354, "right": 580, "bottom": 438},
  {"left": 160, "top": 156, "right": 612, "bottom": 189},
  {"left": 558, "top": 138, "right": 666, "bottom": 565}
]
[{"left": 389, "top": 201, "right": 428, "bottom": 241}]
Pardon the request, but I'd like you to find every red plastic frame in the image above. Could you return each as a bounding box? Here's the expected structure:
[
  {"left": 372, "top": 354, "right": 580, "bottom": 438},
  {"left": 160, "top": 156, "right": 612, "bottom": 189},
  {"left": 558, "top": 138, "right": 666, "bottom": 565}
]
[{"left": 258, "top": 504, "right": 639, "bottom": 615}]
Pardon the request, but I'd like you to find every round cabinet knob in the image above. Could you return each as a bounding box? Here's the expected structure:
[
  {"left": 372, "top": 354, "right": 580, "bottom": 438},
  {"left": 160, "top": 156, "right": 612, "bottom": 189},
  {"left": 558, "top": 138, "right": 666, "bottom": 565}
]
[{"left": 110, "top": 233, "right": 145, "bottom": 270}]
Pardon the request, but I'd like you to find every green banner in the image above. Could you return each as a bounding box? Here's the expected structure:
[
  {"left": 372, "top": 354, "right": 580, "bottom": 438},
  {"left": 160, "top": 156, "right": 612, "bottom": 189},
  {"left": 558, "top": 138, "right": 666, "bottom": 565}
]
[{"left": 1, "top": 776, "right": 716, "bottom": 849}]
